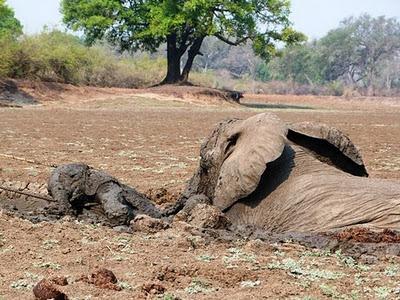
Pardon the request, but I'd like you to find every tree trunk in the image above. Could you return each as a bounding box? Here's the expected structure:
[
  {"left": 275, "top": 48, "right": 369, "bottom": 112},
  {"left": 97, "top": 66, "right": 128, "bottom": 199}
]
[
  {"left": 180, "top": 37, "right": 204, "bottom": 83},
  {"left": 162, "top": 34, "right": 182, "bottom": 84}
]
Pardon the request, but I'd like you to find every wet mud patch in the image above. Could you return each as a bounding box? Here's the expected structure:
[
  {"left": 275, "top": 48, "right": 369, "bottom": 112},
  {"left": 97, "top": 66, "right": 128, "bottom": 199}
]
[
  {"left": 187, "top": 225, "right": 400, "bottom": 258},
  {"left": 145, "top": 187, "right": 179, "bottom": 206},
  {"left": 332, "top": 227, "right": 400, "bottom": 243}
]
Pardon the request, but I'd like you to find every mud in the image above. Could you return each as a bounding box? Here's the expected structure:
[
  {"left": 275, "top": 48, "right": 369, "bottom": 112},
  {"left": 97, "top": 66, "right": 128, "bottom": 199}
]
[
  {"left": 0, "top": 79, "right": 36, "bottom": 106},
  {"left": 332, "top": 227, "right": 400, "bottom": 243},
  {"left": 145, "top": 187, "right": 179, "bottom": 205},
  {"left": 182, "top": 224, "right": 400, "bottom": 258},
  {"left": 2, "top": 181, "right": 400, "bottom": 259},
  {"left": 1, "top": 84, "right": 400, "bottom": 299}
]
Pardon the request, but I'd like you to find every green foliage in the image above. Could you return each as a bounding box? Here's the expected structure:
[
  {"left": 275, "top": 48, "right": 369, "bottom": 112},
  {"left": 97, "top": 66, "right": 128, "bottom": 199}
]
[
  {"left": 61, "top": 0, "right": 304, "bottom": 82},
  {"left": 11, "top": 30, "right": 92, "bottom": 83},
  {"left": 268, "top": 43, "right": 323, "bottom": 84},
  {"left": 318, "top": 14, "right": 400, "bottom": 89},
  {"left": 185, "top": 279, "right": 215, "bottom": 294},
  {"left": 0, "top": 34, "right": 17, "bottom": 77},
  {"left": 267, "top": 258, "right": 343, "bottom": 281},
  {"left": 0, "top": 0, "right": 22, "bottom": 38},
  {"left": 263, "top": 14, "right": 400, "bottom": 95},
  {"left": 319, "top": 284, "right": 340, "bottom": 298},
  {"left": 62, "top": 0, "right": 303, "bottom": 55},
  {"left": 0, "top": 29, "right": 165, "bottom": 86},
  {"left": 255, "top": 62, "right": 271, "bottom": 82}
]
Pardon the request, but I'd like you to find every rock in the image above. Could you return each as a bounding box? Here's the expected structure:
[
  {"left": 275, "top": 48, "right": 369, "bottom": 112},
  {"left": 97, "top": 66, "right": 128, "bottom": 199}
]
[
  {"left": 33, "top": 279, "right": 68, "bottom": 300},
  {"left": 130, "top": 214, "right": 169, "bottom": 233},
  {"left": 176, "top": 203, "right": 231, "bottom": 229},
  {"left": 174, "top": 194, "right": 211, "bottom": 223}
]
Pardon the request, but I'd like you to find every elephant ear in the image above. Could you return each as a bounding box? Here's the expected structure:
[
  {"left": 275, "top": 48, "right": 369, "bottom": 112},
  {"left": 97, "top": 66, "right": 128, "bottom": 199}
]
[
  {"left": 288, "top": 122, "right": 368, "bottom": 177},
  {"left": 213, "top": 113, "right": 288, "bottom": 211}
]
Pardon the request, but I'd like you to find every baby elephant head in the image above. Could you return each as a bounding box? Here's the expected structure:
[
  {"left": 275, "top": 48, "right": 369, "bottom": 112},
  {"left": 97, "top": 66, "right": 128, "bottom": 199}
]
[{"left": 186, "top": 112, "right": 368, "bottom": 212}]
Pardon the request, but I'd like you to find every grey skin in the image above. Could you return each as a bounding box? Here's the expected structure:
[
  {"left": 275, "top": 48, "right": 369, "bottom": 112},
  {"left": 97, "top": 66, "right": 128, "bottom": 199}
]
[
  {"left": 182, "top": 112, "right": 400, "bottom": 233},
  {"left": 48, "top": 163, "right": 166, "bottom": 225}
]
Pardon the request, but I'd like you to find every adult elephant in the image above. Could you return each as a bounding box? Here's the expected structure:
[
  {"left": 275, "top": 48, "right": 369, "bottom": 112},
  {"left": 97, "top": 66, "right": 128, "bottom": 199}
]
[{"left": 182, "top": 112, "right": 400, "bottom": 232}]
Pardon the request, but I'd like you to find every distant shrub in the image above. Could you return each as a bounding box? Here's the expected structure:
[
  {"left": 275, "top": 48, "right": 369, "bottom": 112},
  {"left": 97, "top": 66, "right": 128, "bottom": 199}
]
[
  {"left": 1, "top": 29, "right": 166, "bottom": 87},
  {"left": 190, "top": 70, "right": 347, "bottom": 96},
  {"left": 189, "top": 70, "right": 221, "bottom": 89},
  {"left": 10, "top": 30, "right": 90, "bottom": 83},
  {"left": 81, "top": 46, "right": 166, "bottom": 87}
]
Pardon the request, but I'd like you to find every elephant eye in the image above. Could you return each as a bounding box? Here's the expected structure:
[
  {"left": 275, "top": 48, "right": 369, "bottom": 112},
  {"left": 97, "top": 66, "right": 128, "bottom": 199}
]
[{"left": 224, "top": 133, "right": 239, "bottom": 158}]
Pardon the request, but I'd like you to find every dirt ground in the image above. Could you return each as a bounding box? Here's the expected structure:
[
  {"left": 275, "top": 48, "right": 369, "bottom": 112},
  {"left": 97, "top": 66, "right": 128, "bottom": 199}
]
[{"left": 0, "top": 83, "right": 400, "bottom": 299}]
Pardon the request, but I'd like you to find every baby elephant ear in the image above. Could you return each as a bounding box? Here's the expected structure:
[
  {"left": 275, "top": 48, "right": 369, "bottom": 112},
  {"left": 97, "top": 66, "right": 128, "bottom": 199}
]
[
  {"left": 288, "top": 122, "right": 368, "bottom": 177},
  {"left": 214, "top": 113, "right": 288, "bottom": 211}
]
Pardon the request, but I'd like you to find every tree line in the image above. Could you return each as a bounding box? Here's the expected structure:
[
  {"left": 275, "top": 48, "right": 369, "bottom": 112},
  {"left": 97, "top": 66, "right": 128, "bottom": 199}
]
[
  {"left": 193, "top": 14, "right": 400, "bottom": 96},
  {"left": 1, "top": 0, "right": 400, "bottom": 96}
]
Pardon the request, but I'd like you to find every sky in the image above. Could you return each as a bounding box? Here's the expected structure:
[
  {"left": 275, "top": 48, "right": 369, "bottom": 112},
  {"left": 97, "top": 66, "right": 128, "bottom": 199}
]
[{"left": 6, "top": 0, "right": 400, "bottom": 39}]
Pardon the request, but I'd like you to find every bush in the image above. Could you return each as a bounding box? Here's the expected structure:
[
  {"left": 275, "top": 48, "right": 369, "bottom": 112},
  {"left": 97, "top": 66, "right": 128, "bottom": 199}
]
[
  {"left": 0, "top": 29, "right": 166, "bottom": 87},
  {"left": 81, "top": 46, "right": 166, "bottom": 87},
  {"left": 11, "top": 30, "right": 90, "bottom": 83},
  {"left": 0, "top": 35, "right": 17, "bottom": 77}
]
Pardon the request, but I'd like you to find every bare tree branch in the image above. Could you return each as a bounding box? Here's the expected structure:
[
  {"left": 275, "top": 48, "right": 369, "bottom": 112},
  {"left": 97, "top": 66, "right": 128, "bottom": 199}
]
[{"left": 214, "top": 33, "right": 248, "bottom": 46}]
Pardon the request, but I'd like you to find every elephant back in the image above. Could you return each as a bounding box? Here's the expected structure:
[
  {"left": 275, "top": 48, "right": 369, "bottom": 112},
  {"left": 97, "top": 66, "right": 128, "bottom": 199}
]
[{"left": 85, "top": 168, "right": 119, "bottom": 196}]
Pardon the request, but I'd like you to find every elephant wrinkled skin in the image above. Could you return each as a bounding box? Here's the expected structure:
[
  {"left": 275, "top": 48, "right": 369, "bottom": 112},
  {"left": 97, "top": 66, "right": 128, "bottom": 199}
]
[{"left": 183, "top": 112, "right": 400, "bottom": 232}]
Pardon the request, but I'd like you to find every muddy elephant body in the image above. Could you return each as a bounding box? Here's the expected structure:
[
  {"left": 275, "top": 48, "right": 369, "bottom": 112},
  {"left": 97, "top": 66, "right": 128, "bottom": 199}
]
[
  {"left": 48, "top": 163, "right": 162, "bottom": 225},
  {"left": 184, "top": 113, "right": 400, "bottom": 232}
]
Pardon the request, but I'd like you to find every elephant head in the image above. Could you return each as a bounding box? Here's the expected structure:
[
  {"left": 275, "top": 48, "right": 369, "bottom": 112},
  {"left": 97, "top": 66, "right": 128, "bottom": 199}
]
[{"left": 184, "top": 112, "right": 369, "bottom": 216}]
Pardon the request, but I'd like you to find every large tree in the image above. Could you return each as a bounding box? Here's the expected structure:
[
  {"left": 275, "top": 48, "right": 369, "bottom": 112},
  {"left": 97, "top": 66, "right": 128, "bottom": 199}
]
[
  {"left": 61, "top": 0, "right": 304, "bottom": 84},
  {"left": 0, "top": 0, "right": 22, "bottom": 38}
]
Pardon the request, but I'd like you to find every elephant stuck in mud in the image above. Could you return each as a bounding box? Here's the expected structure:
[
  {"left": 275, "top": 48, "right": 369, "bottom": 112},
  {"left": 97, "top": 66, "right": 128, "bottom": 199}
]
[
  {"left": 47, "top": 163, "right": 181, "bottom": 225},
  {"left": 48, "top": 113, "right": 400, "bottom": 232}
]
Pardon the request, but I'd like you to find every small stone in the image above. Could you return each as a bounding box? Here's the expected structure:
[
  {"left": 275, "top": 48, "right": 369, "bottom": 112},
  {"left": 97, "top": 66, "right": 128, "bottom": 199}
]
[
  {"left": 61, "top": 248, "right": 71, "bottom": 255},
  {"left": 61, "top": 216, "right": 73, "bottom": 222}
]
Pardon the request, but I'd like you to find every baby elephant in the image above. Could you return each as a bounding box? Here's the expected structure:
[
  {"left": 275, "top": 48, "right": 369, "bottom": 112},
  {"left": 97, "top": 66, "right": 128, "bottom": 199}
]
[{"left": 48, "top": 163, "right": 162, "bottom": 225}]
